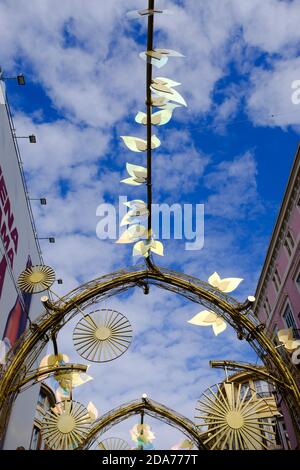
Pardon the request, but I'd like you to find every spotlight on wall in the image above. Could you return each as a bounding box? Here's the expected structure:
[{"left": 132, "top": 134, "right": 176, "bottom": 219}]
[
  {"left": 15, "top": 134, "right": 36, "bottom": 143},
  {"left": 17, "top": 74, "right": 25, "bottom": 86},
  {"left": 0, "top": 73, "right": 25, "bottom": 86},
  {"left": 37, "top": 237, "right": 56, "bottom": 244},
  {"left": 30, "top": 198, "right": 47, "bottom": 205},
  {"left": 29, "top": 134, "right": 37, "bottom": 143}
]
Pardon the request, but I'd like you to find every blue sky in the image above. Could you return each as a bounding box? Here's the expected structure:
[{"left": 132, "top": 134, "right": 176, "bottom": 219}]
[{"left": 1, "top": 0, "right": 300, "bottom": 449}]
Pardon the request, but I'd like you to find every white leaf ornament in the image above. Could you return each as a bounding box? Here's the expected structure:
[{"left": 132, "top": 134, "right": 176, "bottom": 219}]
[
  {"left": 208, "top": 272, "right": 243, "bottom": 293},
  {"left": 117, "top": 224, "right": 148, "bottom": 244},
  {"left": 121, "top": 163, "right": 147, "bottom": 186},
  {"left": 188, "top": 310, "right": 227, "bottom": 336},
  {"left": 121, "top": 135, "right": 161, "bottom": 152}
]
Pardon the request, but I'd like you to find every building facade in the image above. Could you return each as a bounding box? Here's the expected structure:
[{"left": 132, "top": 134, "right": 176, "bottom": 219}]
[
  {"left": 255, "top": 144, "right": 300, "bottom": 449},
  {"left": 30, "top": 384, "right": 56, "bottom": 450},
  {"left": 0, "top": 77, "right": 45, "bottom": 449},
  {"left": 226, "top": 371, "right": 289, "bottom": 450}
]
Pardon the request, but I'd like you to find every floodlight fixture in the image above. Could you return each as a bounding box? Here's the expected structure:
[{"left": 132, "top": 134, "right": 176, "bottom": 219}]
[{"left": 15, "top": 134, "right": 36, "bottom": 143}]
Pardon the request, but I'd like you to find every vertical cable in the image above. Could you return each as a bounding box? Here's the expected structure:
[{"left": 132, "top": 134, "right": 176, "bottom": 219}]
[{"left": 145, "top": 1, "right": 156, "bottom": 271}]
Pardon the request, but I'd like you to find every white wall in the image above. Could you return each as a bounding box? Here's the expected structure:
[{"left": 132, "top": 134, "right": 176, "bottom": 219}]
[{"left": 0, "top": 82, "right": 44, "bottom": 449}]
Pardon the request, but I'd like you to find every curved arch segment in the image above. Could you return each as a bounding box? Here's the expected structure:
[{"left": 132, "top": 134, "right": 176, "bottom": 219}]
[
  {"left": 1, "top": 265, "right": 300, "bottom": 442},
  {"left": 80, "top": 397, "right": 208, "bottom": 450}
]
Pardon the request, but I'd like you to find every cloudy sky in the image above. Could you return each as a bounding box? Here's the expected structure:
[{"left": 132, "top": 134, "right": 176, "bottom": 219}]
[{"left": 1, "top": 0, "right": 300, "bottom": 449}]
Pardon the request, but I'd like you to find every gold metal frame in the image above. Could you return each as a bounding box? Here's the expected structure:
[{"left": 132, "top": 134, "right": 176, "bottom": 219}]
[
  {"left": 78, "top": 396, "right": 207, "bottom": 450},
  {"left": 1, "top": 265, "right": 299, "bottom": 444}
]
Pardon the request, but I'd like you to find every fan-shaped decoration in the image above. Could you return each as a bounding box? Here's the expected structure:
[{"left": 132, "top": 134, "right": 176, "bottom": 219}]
[
  {"left": 73, "top": 309, "right": 133, "bottom": 363},
  {"left": 98, "top": 437, "right": 130, "bottom": 451},
  {"left": 41, "top": 400, "right": 91, "bottom": 450},
  {"left": 195, "top": 382, "right": 278, "bottom": 450},
  {"left": 18, "top": 265, "right": 55, "bottom": 294}
]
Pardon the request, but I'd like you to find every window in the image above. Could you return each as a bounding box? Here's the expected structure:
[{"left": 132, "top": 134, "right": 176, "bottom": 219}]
[
  {"left": 287, "top": 231, "right": 295, "bottom": 249},
  {"left": 37, "top": 390, "right": 50, "bottom": 411},
  {"left": 271, "top": 324, "right": 279, "bottom": 345},
  {"left": 284, "top": 231, "right": 295, "bottom": 257},
  {"left": 284, "top": 240, "right": 291, "bottom": 256},
  {"left": 258, "top": 418, "right": 277, "bottom": 448},
  {"left": 282, "top": 303, "right": 300, "bottom": 339},
  {"left": 30, "top": 426, "right": 42, "bottom": 450},
  {"left": 37, "top": 391, "right": 46, "bottom": 408},
  {"left": 296, "top": 271, "right": 300, "bottom": 290},
  {"left": 254, "top": 379, "right": 271, "bottom": 398},
  {"left": 272, "top": 269, "right": 281, "bottom": 293},
  {"left": 240, "top": 383, "right": 252, "bottom": 401},
  {"left": 264, "top": 297, "right": 271, "bottom": 317},
  {"left": 283, "top": 303, "right": 297, "bottom": 329}
]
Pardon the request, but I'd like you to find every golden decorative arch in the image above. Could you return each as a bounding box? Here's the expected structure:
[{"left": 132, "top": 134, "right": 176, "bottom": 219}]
[
  {"left": 0, "top": 265, "right": 300, "bottom": 442},
  {"left": 78, "top": 396, "right": 207, "bottom": 450}
]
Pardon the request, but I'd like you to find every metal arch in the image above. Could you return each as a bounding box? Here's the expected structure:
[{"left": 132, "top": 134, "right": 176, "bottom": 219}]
[
  {"left": 209, "top": 360, "right": 290, "bottom": 387},
  {"left": 9, "top": 364, "right": 88, "bottom": 394},
  {"left": 1, "top": 265, "right": 300, "bottom": 441},
  {"left": 78, "top": 397, "right": 208, "bottom": 450}
]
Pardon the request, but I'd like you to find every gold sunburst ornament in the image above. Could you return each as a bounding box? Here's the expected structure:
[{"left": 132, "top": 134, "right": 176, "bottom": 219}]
[
  {"left": 98, "top": 437, "right": 131, "bottom": 451},
  {"left": 195, "top": 382, "right": 278, "bottom": 450},
  {"left": 41, "top": 400, "right": 91, "bottom": 450},
  {"left": 73, "top": 309, "right": 133, "bottom": 363},
  {"left": 18, "top": 265, "right": 56, "bottom": 294}
]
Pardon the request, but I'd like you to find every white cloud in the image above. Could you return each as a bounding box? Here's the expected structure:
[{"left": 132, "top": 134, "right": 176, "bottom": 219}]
[
  {"left": 204, "top": 151, "right": 263, "bottom": 219},
  {"left": 231, "top": 0, "right": 300, "bottom": 54},
  {"left": 153, "top": 130, "right": 210, "bottom": 195},
  {"left": 247, "top": 58, "right": 300, "bottom": 128}
]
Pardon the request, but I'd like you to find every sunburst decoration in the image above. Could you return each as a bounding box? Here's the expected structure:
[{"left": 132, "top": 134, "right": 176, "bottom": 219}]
[
  {"left": 17, "top": 265, "right": 55, "bottom": 294},
  {"left": 98, "top": 437, "right": 131, "bottom": 451},
  {"left": 73, "top": 309, "right": 133, "bottom": 363},
  {"left": 195, "top": 382, "right": 278, "bottom": 450},
  {"left": 41, "top": 400, "right": 91, "bottom": 450}
]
